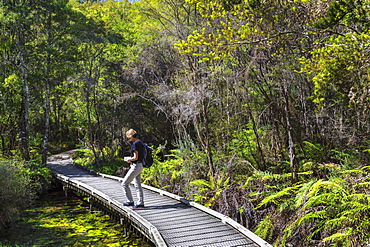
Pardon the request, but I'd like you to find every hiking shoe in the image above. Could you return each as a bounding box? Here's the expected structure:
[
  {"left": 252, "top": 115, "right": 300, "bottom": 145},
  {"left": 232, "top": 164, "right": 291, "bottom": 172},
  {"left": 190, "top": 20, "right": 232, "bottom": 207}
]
[
  {"left": 133, "top": 204, "right": 145, "bottom": 209},
  {"left": 123, "top": 202, "right": 134, "bottom": 206}
]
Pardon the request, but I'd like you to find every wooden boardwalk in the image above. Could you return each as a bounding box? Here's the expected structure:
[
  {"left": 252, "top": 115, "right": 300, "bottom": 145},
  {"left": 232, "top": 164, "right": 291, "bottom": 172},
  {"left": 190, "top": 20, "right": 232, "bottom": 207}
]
[{"left": 47, "top": 152, "right": 272, "bottom": 247}]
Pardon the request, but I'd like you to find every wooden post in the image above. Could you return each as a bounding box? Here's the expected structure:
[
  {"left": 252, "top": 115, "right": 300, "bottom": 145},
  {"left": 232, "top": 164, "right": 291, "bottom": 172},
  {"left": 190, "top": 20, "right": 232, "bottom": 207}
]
[{"left": 63, "top": 185, "right": 68, "bottom": 197}]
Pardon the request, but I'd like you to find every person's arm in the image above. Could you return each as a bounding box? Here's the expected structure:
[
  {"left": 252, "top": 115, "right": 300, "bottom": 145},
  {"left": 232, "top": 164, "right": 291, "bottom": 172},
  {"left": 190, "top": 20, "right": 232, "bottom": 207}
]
[{"left": 127, "top": 150, "right": 138, "bottom": 163}]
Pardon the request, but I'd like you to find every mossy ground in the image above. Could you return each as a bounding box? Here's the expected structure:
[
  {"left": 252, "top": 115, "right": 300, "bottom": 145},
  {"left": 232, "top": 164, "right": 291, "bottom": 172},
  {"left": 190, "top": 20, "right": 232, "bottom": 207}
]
[{"left": 0, "top": 190, "right": 151, "bottom": 247}]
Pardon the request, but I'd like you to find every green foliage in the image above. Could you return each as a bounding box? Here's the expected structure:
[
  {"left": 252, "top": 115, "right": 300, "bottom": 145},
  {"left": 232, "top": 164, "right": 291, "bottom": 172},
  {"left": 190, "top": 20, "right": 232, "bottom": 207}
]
[
  {"left": 255, "top": 182, "right": 304, "bottom": 211},
  {"left": 2, "top": 0, "right": 370, "bottom": 245},
  {"left": 300, "top": 32, "right": 370, "bottom": 111},
  {"left": 24, "top": 162, "right": 53, "bottom": 192},
  {"left": 190, "top": 173, "right": 230, "bottom": 207},
  {"left": 141, "top": 148, "right": 187, "bottom": 192},
  {"left": 278, "top": 178, "right": 370, "bottom": 246},
  {"left": 72, "top": 148, "right": 125, "bottom": 176},
  {"left": 313, "top": 0, "right": 370, "bottom": 31},
  {"left": 254, "top": 215, "right": 274, "bottom": 242},
  {"left": 0, "top": 159, "right": 34, "bottom": 230},
  {"left": 228, "top": 122, "right": 266, "bottom": 168},
  {"left": 177, "top": 0, "right": 265, "bottom": 62},
  {"left": 71, "top": 149, "right": 94, "bottom": 165},
  {"left": 330, "top": 148, "right": 361, "bottom": 169},
  {"left": 302, "top": 141, "right": 325, "bottom": 163},
  {"left": 250, "top": 156, "right": 370, "bottom": 246}
]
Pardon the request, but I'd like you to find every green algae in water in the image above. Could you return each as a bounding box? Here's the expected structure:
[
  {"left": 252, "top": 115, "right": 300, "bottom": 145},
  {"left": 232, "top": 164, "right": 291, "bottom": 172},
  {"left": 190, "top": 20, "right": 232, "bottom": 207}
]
[{"left": 0, "top": 191, "right": 151, "bottom": 247}]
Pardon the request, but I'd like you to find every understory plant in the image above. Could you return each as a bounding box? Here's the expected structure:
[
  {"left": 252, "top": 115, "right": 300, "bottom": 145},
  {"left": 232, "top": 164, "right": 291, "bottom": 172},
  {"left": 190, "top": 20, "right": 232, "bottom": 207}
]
[
  {"left": 0, "top": 159, "right": 35, "bottom": 229},
  {"left": 251, "top": 162, "right": 370, "bottom": 247},
  {"left": 190, "top": 173, "right": 230, "bottom": 207},
  {"left": 141, "top": 148, "right": 186, "bottom": 193},
  {"left": 72, "top": 147, "right": 125, "bottom": 175}
]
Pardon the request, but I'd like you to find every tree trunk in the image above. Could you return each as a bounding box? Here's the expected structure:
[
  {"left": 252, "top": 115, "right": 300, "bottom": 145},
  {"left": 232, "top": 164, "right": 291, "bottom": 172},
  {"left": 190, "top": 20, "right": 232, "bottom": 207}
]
[
  {"left": 42, "top": 14, "right": 52, "bottom": 165},
  {"left": 283, "top": 82, "right": 297, "bottom": 183},
  {"left": 248, "top": 110, "right": 266, "bottom": 170},
  {"left": 86, "top": 77, "right": 99, "bottom": 163},
  {"left": 17, "top": 31, "right": 30, "bottom": 161},
  {"left": 201, "top": 98, "right": 215, "bottom": 176},
  {"left": 42, "top": 79, "right": 50, "bottom": 165}
]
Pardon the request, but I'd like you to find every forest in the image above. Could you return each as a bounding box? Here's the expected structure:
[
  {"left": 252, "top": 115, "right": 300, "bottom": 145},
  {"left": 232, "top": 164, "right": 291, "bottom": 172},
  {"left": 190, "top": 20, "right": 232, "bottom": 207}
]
[{"left": 1, "top": 0, "right": 370, "bottom": 246}]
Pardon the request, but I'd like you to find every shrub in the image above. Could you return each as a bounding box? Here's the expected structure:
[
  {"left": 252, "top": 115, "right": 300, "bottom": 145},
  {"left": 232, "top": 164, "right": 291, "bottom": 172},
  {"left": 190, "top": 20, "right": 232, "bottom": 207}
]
[{"left": 0, "top": 159, "right": 34, "bottom": 230}]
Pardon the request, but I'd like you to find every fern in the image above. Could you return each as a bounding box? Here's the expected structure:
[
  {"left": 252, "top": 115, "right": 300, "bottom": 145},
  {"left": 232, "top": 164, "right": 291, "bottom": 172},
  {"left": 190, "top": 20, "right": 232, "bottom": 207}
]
[
  {"left": 361, "top": 166, "right": 370, "bottom": 172},
  {"left": 324, "top": 216, "right": 352, "bottom": 230},
  {"left": 355, "top": 182, "right": 370, "bottom": 189},
  {"left": 251, "top": 171, "right": 292, "bottom": 182},
  {"left": 190, "top": 179, "right": 212, "bottom": 189},
  {"left": 142, "top": 148, "right": 186, "bottom": 189},
  {"left": 294, "top": 180, "right": 317, "bottom": 208},
  {"left": 256, "top": 183, "right": 303, "bottom": 210},
  {"left": 250, "top": 158, "right": 370, "bottom": 247},
  {"left": 277, "top": 178, "right": 351, "bottom": 244},
  {"left": 303, "top": 193, "right": 344, "bottom": 209},
  {"left": 190, "top": 173, "right": 230, "bottom": 207},
  {"left": 322, "top": 228, "right": 353, "bottom": 246},
  {"left": 306, "top": 179, "right": 348, "bottom": 198},
  {"left": 278, "top": 209, "right": 327, "bottom": 247},
  {"left": 296, "top": 210, "right": 328, "bottom": 230},
  {"left": 254, "top": 215, "right": 274, "bottom": 241},
  {"left": 348, "top": 193, "right": 370, "bottom": 202},
  {"left": 303, "top": 141, "right": 324, "bottom": 162}
]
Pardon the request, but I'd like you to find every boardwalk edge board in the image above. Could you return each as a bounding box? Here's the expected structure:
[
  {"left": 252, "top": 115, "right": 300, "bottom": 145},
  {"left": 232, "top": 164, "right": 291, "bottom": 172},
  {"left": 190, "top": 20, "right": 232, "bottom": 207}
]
[{"left": 65, "top": 158, "right": 272, "bottom": 247}]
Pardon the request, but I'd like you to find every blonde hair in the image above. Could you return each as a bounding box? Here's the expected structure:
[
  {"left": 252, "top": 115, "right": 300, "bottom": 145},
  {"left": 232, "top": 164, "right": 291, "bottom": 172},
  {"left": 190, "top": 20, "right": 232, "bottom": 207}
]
[{"left": 126, "top": 129, "right": 137, "bottom": 138}]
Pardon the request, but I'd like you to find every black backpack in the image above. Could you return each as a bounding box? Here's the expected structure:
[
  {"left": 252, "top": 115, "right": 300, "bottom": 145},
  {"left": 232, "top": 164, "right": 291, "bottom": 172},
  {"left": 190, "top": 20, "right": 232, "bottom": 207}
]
[{"left": 141, "top": 142, "right": 153, "bottom": 168}]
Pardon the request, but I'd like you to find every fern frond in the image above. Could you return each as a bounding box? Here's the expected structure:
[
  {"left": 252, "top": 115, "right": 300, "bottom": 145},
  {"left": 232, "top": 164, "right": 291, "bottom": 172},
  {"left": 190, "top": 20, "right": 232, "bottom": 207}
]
[
  {"left": 242, "top": 176, "right": 253, "bottom": 188},
  {"left": 349, "top": 193, "right": 370, "bottom": 203},
  {"left": 307, "top": 180, "right": 348, "bottom": 198},
  {"left": 360, "top": 165, "right": 370, "bottom": 171},
  {"left": 303, "top": 141, "right": 322, "bottom": 151},
  {"left": 358, "top": 219, "right": 370, "bottom": 229},
  {"left": 280, "top": 210, "right": 327, "bottom": 244},
  {"left": 342, "top": 169, "right": 366, "bottom": 175},
  {"left": 294, "top": 180, "right": 317, "bottom": 208},
  {"left": 264, "top": 184, "right": 279, "bottom": 190},
  {"left": 303, "top": 192, "right": 344, "bottom": 209},
  {"left": 323, "top": 216, "right": 351, "bottom": 230},
  {"left": 254, "top": 215, "right": 274, "bottom": 241},
  {"left": 323, "top": 228, "right": 353, "bottom": 244},
  {"left": 191, "top": 194, "right": 207, "bottom": 204},
  {"left": 250, "top": 171, "right": 291, "bottom": 182},
  {"left": 190, "top": 179, "right": 211, "bottom": 189},
  {"left": 256, "top": 185, "right": 300, "bottom": 209},
  {"left": 298, "top": 210, "right": 328, "bottom": 225},
  {"left": 354, "top": 182, "right": 370, "bottom": 190},
  {"left": 340, "top": 202, "right": 370, "bottom": 218}
]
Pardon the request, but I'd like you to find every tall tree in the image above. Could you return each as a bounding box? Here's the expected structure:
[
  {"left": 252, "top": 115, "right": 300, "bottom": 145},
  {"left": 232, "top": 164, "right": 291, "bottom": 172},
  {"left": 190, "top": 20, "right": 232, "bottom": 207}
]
[
  {"left": 1, "top": 0, "right": 36, "bottom": 160},
  {"left": 28, "top": 0, "right": 94, "bottom": 163},
  {"left": 175, "top": 0, "right": 317, "bottom": 178}
]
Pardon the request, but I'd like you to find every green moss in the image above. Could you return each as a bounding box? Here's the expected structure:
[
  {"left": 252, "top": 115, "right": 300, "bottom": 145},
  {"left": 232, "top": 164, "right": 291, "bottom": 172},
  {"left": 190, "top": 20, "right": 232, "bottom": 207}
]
[{"left": 0, "top": 191, "right": 150, "bottom": 247}]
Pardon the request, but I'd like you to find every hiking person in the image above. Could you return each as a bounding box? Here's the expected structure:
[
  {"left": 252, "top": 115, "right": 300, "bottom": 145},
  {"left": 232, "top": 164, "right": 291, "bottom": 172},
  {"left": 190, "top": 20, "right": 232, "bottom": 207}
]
[{"left": 121, "top": 129, "right": 145, "bottom": 209}]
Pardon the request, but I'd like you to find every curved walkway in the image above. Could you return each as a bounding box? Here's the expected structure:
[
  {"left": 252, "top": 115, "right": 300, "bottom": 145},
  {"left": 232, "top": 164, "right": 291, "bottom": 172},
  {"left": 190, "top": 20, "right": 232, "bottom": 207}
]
[{"left": 47, "top": 151, "right": 272, "bottom": 247}]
